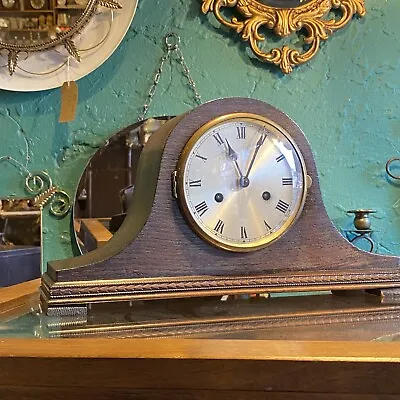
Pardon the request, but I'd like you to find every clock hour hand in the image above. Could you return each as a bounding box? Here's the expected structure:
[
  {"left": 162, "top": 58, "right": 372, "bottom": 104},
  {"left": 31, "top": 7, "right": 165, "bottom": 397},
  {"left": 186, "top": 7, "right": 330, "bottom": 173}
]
[
  {"left": 225, "top": 139, "right": 244, "bottom": 179},
  {"left": 243, "top": 132, "right": 267, "bottom": 184}
]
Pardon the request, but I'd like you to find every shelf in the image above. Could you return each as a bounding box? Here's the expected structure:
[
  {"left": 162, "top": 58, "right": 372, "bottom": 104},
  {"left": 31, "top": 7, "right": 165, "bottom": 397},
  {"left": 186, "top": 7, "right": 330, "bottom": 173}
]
[
  {"left": 55, "top": 5, "right": 86, "bottom": 9},
  {"left": 0, "top": 9, "right": 53, "bottom": 12},
  {"left": 0, "top": 1, "right": 84, "bottom": 34},
  {"left": 0, "top": 27, "right": 49, "bottom": 31}
]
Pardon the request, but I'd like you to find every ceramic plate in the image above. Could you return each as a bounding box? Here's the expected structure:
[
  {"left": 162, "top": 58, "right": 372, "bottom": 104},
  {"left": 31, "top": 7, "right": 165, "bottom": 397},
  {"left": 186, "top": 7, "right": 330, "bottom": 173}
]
[{"left": 0, "top": 0, "right": 137, "bottom": 92}]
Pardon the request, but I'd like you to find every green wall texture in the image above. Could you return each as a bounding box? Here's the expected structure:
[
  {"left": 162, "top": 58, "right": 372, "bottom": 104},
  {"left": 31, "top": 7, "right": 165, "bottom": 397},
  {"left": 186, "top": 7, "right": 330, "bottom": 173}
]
[{"left": 0, "top": 0, "right": 399, "bottom": 269}]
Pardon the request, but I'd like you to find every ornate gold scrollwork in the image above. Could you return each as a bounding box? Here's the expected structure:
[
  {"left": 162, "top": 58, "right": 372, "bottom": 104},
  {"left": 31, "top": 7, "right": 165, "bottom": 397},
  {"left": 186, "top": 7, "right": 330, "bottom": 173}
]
[
  {"left": 201, "top": 0, "right": 366, "bottom": 73},
  {"left": 25, "top": 171, "right": 71, "bottom": 218}
]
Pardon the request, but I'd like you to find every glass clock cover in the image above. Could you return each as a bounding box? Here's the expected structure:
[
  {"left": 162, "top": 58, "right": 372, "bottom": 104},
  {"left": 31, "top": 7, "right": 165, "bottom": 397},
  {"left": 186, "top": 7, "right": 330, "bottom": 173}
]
[{"left": 176, "top": 114, "right": 308, "bottom": 252}]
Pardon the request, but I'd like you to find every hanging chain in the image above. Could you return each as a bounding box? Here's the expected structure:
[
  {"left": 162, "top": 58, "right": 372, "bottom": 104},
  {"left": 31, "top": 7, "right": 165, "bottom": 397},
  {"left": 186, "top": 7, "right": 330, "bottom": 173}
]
[{"left": 138, "top": 32, "right": 202, "bottom": 122}]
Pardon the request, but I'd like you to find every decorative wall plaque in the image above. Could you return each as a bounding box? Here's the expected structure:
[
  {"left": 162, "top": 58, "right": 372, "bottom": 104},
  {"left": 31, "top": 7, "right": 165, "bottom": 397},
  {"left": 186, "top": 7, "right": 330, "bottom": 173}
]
[{"left": 201, "top": 0, "right": 366, "bottom": 73}]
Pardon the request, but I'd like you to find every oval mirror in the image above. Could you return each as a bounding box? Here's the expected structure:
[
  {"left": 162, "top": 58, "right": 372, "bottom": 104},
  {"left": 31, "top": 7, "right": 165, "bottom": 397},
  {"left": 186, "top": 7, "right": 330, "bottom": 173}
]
[{"left": 74, "top": 117, "right": 173, "bottom": 254}]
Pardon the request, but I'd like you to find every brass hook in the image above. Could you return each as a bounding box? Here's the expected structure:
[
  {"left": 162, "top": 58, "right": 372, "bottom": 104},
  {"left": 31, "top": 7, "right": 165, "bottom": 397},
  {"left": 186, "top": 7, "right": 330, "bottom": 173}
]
[{"left": 386, "top": 158, "right": 400, "bottom": 180}]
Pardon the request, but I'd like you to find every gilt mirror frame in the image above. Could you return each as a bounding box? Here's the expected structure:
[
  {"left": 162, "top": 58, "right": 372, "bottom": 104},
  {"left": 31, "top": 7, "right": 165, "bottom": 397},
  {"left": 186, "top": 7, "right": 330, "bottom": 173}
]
[
  {"left": 0, "top": 0, "right": 121, "bottom": 75},
  {"left": 201, "top": 0, "right": 366, "bottom": 73}
]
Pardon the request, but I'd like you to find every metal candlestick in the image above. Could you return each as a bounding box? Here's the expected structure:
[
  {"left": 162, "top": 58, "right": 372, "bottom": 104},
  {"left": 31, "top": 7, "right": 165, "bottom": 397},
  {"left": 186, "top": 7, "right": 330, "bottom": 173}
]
[{"left": 345, "top": 209, "right": 376, "bottom": 252}]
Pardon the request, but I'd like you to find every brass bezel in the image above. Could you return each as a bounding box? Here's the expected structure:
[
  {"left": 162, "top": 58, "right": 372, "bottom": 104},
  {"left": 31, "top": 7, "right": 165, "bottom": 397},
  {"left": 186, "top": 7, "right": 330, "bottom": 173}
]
[{"left": 175, "top": 112, "right": 308, "bottom": 252}]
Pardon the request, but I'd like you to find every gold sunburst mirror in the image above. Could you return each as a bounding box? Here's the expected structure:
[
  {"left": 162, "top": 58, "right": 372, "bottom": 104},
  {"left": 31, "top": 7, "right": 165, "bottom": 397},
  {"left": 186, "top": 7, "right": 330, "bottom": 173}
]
[
  {"left": 201, "top": 0, "right": 366, "bottom": 73},
  {"left": 0, "top": 0, "right": 121, "bottom": 75}
]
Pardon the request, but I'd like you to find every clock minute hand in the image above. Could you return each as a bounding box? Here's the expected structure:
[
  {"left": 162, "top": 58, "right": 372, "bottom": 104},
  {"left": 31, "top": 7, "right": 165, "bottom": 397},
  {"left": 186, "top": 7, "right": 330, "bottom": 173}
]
[{"left": 244, "top": 133, "right": 267, "bottom": 181}]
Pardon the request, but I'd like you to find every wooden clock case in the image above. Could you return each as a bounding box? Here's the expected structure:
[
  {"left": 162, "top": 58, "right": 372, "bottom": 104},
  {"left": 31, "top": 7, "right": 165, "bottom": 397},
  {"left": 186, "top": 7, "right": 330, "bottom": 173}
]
[{"left": 41, "top": 98, "right": 400, "bottom": 314}]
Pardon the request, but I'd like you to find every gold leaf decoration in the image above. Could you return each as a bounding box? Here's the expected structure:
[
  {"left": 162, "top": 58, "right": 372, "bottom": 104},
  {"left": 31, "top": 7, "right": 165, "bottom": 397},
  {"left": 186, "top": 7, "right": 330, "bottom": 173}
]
[
  {"left": 201, "top": 0, "right": 366, "bottom": 74},
  {"left": 63, "top": 38, "right": 81, "bottom": 62},
  {"left": 98, "top": 0, "right": 122, "bottom": 9}
]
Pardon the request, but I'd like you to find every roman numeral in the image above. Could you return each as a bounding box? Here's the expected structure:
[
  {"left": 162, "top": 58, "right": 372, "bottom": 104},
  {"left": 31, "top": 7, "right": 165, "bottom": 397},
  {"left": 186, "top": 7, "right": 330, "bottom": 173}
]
[
  {"left": 214, "top": 219, "right": 224, "bottom": 234},
  {"left": 276, "top": 200, "right": 289, "bottom": 213},
  {"left": 240, "top": 226, "right": 248, "bottom": 239},
  {"left": 282, "top": 177, "right": 293, "bottom": 186},
  {"left": 237, "top": 126, "right": 246, "bottom": 139},
  {"left": 276, "top": 154, "right": 285, "bottom": 163},
  {"left": 264, "top": 220, "right": 272, "bottom": 231},
  {"left": 196, "top": 154, "right": 207, "bottom": 161},
  {"left": 213, "top": 132, "right": 224, "bottom": 145},
  {"left": 194, "top": 201, "right": 208, "bottom": 217},
  {"left": 189, "top": 179, "right": 202, "bottom": 187}
]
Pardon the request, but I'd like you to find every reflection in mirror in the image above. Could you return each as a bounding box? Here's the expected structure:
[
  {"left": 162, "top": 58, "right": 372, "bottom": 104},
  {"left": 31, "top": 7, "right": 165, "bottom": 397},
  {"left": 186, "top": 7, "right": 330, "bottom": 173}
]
[
  {"left": 0, "top": 198, "right": 41, "bottom": 287},
  {"left": 74, "top": 117, "right": 172, "bottom": 254},
  {"left": 0, "top": 0, "right": 88, "bottom": 47},
  {"left": 0, "top": 0, "right": 122, "bottom": 75}
]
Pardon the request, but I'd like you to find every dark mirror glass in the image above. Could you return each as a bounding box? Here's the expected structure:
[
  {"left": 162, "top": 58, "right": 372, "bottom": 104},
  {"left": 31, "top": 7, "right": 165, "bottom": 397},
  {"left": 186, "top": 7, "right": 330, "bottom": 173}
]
[
  {"left": 0, "top": 0, "right": 88, "bottom": 46},
  {"left": 0, "top": 198, "right": 41, "bottom": 287},
  {"left": 74, "top": 117, "right": 172, "bottom": 254}
]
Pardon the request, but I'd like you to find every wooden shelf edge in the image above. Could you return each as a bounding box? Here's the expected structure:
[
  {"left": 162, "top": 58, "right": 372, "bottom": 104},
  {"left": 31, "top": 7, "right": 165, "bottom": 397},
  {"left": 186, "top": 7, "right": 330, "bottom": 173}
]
[
  {"left": 2, "top": 337, "right": 400, "bottom": 362},
  {"left": 0, "top": 279, "right": 40, "bottom": 321}
]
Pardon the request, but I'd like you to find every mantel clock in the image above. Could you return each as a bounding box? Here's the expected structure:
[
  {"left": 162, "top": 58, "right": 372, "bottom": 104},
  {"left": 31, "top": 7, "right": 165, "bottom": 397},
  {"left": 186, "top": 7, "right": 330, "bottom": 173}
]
[{"left": 41, "top": 98, "right": 400, "bottom": 314}]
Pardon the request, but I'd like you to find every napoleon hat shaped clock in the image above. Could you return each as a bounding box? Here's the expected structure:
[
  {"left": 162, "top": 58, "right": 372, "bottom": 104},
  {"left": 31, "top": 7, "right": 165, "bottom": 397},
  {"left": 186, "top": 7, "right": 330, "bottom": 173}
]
[{"left": 42, "top": 98, "right": 400, "bottom": 312}]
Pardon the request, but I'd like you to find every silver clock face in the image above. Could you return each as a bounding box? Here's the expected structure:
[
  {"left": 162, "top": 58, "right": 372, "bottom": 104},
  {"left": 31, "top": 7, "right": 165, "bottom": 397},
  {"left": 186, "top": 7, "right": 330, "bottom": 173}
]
[{"left": 177, "top": 114, "right": 308, "bottom": 252}]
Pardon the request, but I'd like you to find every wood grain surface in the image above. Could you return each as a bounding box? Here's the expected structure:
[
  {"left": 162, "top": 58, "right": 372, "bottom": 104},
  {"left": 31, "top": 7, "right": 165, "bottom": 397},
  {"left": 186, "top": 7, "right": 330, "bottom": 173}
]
[
  {"left": 1, "top": 388, "right": 400, "bottom": 400},
  {"left": 2, "top": 338, "right": 400, "bottom": 399},
  {"left": 0, "top": 279, "right": 39, "bottom": 322}
]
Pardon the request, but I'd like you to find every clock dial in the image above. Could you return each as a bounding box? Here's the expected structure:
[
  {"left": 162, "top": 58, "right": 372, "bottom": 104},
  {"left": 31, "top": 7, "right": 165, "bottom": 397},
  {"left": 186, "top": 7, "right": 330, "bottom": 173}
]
[{"left": 176, "top": 113, "right": 308, "bottom": 252}]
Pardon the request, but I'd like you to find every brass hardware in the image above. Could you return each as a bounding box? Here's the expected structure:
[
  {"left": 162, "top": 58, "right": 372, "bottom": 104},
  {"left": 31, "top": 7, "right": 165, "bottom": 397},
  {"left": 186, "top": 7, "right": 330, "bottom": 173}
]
[
  {"left": 348, "top": 209, "right": 375, "bottom": 231},
  {"left": 306, "top": 174, "right": 312, "bottom": 189},
  {"left": 346, "top": 209, "right": 376, "bottom": 253},
  {"left": 386, "top": 158, "right": 400, "bottom": 180},
  {"left": 201, "top": 0, "right": 366, "bottom": 74}
]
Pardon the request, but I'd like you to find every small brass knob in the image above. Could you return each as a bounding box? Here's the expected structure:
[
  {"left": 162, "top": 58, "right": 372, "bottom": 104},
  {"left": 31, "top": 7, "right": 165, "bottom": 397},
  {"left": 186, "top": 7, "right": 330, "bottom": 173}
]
[{"left": 347, "top": 209, "right": 376, "bottom": 231}]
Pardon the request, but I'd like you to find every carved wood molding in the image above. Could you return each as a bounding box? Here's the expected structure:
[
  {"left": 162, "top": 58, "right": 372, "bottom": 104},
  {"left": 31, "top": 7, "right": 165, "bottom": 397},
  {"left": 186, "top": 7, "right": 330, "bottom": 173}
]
[
  {"left": 42, "top": 271, "right": 400, "bottom": 306},
  {"left": 201, "top": 0, "right": 366, "bottom": 73}
]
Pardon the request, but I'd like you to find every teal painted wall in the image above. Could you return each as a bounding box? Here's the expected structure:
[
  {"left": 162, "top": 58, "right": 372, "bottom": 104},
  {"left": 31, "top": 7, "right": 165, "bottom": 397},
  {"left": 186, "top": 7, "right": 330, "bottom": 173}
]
[{"left": 0, "top": 0, "right": 399, "bottom": 268}]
